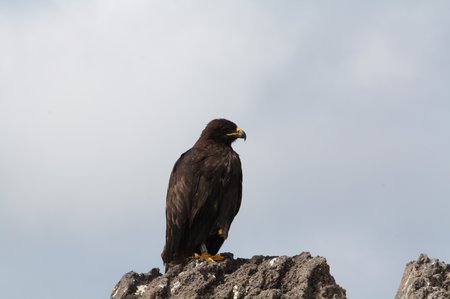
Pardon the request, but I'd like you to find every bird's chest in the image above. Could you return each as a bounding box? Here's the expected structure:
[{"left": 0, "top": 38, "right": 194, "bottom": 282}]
[
  {"left": 220, "top": 158, "right": 233, "bottom": 186},
  {"left": 205, "top": 153, "right": 235, "bottom": 187}
]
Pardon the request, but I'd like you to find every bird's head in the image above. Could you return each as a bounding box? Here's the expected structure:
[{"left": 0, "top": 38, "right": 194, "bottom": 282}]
[{"left": 198, "top": 119, "right": 246, "bottom": 146}]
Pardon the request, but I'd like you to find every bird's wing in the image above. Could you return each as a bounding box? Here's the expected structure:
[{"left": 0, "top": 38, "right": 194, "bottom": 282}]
[{"left": 162, "top": 148, "right": 200, "bottom": 263}]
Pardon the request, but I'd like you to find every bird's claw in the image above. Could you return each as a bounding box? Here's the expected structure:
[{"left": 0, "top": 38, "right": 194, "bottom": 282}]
[{"left": 194, "top": 252, "right": 225, "bottom": 262}]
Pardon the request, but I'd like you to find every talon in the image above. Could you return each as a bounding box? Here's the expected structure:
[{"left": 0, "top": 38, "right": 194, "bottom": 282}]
[
  {"left": 210, "top": 253, "right": 225, "bottom": 261},
  {"left": 194, "top": 252, "right": 225, "bottom": 262}
]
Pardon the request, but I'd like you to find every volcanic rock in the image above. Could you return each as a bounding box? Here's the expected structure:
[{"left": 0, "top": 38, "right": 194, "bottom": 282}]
[
  {"left": 111, "top": 252, "right": 346, "bottom": 299},
  {"left": 395, "top": 253, "right": 450, "bottom": 299}
]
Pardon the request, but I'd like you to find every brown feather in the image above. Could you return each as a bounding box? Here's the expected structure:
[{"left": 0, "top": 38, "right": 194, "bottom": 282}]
[{"left": 161, "top": 119, "right": 245, "bottom": 271}]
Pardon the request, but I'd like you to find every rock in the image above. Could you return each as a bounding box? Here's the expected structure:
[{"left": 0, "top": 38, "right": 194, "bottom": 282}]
[
  {"left": 394, "top": 253, "right": 450, "bottom": 299},
  {"left": 111, "top": 252, "right": 346, "bottom": 299}
]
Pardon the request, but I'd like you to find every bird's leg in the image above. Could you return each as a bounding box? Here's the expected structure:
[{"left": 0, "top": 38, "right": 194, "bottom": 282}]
[{"left": 194, "top": 243, "right": 225, "bottom": 262}]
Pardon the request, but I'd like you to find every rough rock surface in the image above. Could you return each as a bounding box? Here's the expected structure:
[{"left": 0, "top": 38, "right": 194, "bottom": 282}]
[
  {"left": 395, "top": 254, "right": 450, "bottom": 299},
  {"left": 111, "top": 252, "right": 346, "bottom": 299}
]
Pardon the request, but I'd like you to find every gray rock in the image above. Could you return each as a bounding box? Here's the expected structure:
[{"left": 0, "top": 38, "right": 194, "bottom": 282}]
[
  {"left": 111, "top": 252, "right": 346, "bottom": 299},
  {"left": 395, "top": 253, "right": 450, "bottom": 299}
]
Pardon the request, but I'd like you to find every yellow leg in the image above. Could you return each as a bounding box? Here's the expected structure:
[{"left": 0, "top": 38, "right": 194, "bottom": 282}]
[
  {"left": 194, "top": 252, "right": 225, "bottom": 261},
  {"left": 194, "top": 243, "right": 225, "bottom": 262}
]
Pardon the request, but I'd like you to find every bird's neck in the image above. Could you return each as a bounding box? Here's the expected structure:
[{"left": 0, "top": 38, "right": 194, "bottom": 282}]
[{"left": 194, "top": 138, "right": 233, "bottom": 151}]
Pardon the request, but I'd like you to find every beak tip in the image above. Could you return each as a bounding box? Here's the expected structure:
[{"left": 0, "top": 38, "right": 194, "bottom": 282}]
[{"left": 241, "top": 131, "right": 247, "bottom": 141}]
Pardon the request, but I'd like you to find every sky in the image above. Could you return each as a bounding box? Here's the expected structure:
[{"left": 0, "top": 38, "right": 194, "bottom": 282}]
[{"left": 1, "top": 1, "right": 450, "bottom": 298}]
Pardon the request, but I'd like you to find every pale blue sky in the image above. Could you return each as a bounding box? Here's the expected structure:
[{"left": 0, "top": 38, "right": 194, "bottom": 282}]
[{"left": 1, "top": 1, "right": 450, "bottom": 299}]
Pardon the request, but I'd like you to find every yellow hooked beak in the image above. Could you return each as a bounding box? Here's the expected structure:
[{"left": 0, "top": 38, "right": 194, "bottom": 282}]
[{"left": 227, "top": 127, "right": 247, "bottom": 140}]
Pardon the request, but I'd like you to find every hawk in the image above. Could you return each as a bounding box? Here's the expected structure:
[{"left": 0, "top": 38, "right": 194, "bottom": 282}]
[{"left": 161, "top": 119, "right": 246, "bottom": 271}]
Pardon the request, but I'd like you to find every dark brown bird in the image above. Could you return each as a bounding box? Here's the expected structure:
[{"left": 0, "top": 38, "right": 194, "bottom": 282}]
[{"left": 161, "top": 119, "right": 246, "bottom": 271}]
